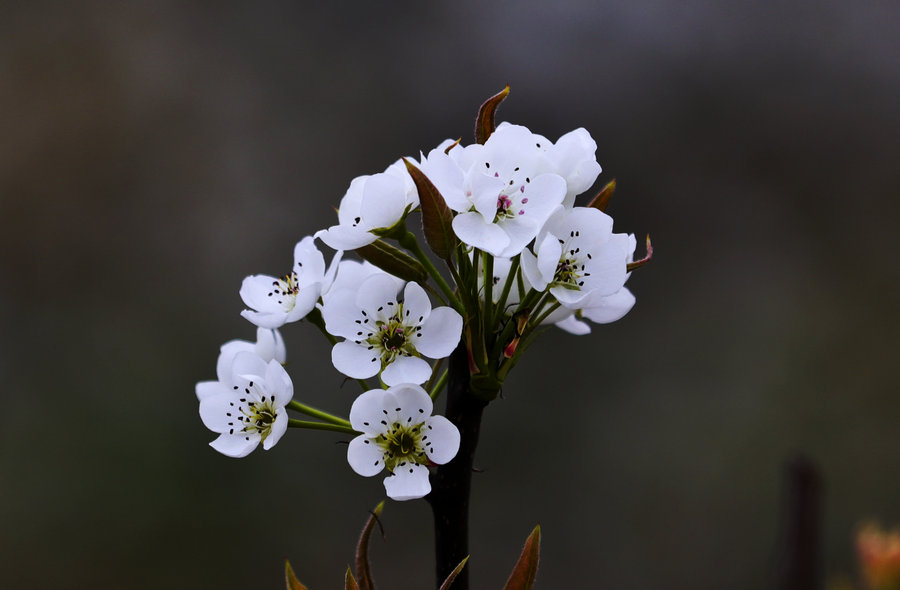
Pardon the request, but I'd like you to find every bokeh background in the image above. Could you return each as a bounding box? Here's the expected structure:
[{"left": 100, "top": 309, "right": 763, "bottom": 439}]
[{"left": 2, "top": 1, "right": 898, "bottom": 588}]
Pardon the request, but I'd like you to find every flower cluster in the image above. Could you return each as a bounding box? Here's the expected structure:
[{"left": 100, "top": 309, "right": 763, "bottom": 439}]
[{"left": 196, "top": 88, "right": 647, "bottom": 502}]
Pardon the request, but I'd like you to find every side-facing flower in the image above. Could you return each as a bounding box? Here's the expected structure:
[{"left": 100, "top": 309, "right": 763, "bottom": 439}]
[
  {"left": 346, "top": 383, "right": 460, "bottom": 501},
  {"left": 240, "top": 236, "right": 340, "bottom": 329},
  {"left": 316, "top": 160, "right": 417, "bottom": 251},
  {"left": 322, "top": 274, "right": 463, "bottom": 385},
  {"left": 196, "top": 327, "right": 286, "bottom": 402},
  {"left": 198, "top": 351, "right": 293, "bottom": 457},
  {"left": 521, "top": 206, "right": 630, "bottom": 309}
]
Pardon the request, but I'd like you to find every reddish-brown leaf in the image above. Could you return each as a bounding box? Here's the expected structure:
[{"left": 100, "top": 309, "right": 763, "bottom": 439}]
[
  {"left": 626, "top": 234, "right": 653, "bottom": 272},
  {"left": 587, "top": 179, "right": 616, "bottom": 212},
  {"left": 438, "top": 556, "right": 470, "bottom": 590},
  {"left": 345, "top": 566, "right": 359, "bottom": 590},
  {"left": 284, "top": 559, "right": 308, "bottom": 590},
  {"left": 355, "top": 501, "right": 384, "bottom": 590},
  {"left": 403, "top": 158, "right": 456, "bottom": 260},
  {"left": 502, "top": 525, "right": 541, "bottom": 590},
  {"left": 474, "top": 86, "right": 510, "bottom": 144}
]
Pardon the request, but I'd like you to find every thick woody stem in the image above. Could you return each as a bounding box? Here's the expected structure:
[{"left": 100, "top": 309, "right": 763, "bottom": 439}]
[{"left": 427, "top": 342, "right": 487, "bottom": 590}]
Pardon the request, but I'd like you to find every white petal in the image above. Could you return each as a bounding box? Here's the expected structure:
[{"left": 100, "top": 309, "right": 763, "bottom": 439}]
[
  {"left": 383, "top": 463, "right": 431, "bottom": 501},
  {"left": 265, "top": 359, "right": 293, "bottom": 407},
  {"left": 347, "top": 435, "right": 386, "bottom": 477},
  {"left": 293, "top": 236, "right": 326, "bottom": 288},
  {"left": 199, "top": 393, "right": 236, "bottom": 432},
  {"left": 520, "top": 247, "right": 544, "bottom": 292},
  {"left": 360, "top": 173, "right": 407, "bottom": 229},
  {"left": 210, "top": 433, "right": 258, "bottom": 458},
  {"left": 196, "top": 380, "right": 227, "bottom": 402},
  {"left": 315, "top": 224, "right": 375, "bottom": 251},
  {"left": 381, "top": 355, "right": 433, "bottom": 386},
  {"left": 581, "top": 287, "right": 636, "bottom": 324},
  {"left": 357, "top": 274, "right": 402, "bottom": 318},
  {"left": 416, "top": 152, "right": 469, "bottom": 211},
  {"left": 536, "top": 233, "right": 562, "bottom": 286},
  {"left": 216, "top": 339, "right": 254, "bottom": 383},
  {"left": 402, "top": 281, "right": 432, "bottom": 326},
  {"left": 497, "top": 216, "right": 540, "bottom": 258},
  {"left": 554, "top": 314, "right": 591, "bottom": 335},
  {"left": 239, "top": 275, "right": 284, "bottom": 314},
  {"left": 284, "top": 284, "right": 320, "bottom": 323},
  {"left": 349, "top": 388, "right": 390, "bottom": 435},
  {"left": 332, "top": 341, "right": 381, "bottom": 380},
  {"left": 415, "top": 307, "right": 463, "bottom": 359},
  {"left": 423, "top": 415, "right": 460, "bottom": 465},
  {"left": 452, "top": 212, "right": 509, "bottom": 256},
  {"left": 254, "top": 328, "right": 286, "bottom": 364},
  {"left": 262, "top": 412, "right": 289, "bottom": 450},
  {"left": 240, "top": 309, "right": 287, "bottom": 330},
  {"left": 387, "top": 383, "right": 433, "bottom": 425},
  {"left": 230, "top": 351, "right": 268, "bottom": 384},
  {"left": 321, "top": 288, "right": 366, "bottom": 339}
]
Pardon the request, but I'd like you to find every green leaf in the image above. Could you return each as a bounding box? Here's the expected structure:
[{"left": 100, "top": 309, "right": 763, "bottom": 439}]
[
  {"left": 474, "top": 85, "right": 510, "bottom": 144},
  {"left": 356, "top": 239, "right": 428, "bottom": 283},
  {"left": 284, "top": 559, "right": 309, "bottom": 590},
  {"left": 355, "top": 501, "right": 385, "bottom": 590},
  {"left": 626, "top": 234, "right": 653, "bottom": 272},
  {"left": 345, "top": 566, "right": 359, "bottom": 590},
  {"left": 502, "top": 525, "right": 541, "bottom": 590},
  {"left": 587, "top": 179, "right": 616, "bottom": 212},
  {"left": 438, "top": 556, "right": 469, "bottom": 590},
  {"left": 403, "top": 158, "right": 456, "bottom": 261}
]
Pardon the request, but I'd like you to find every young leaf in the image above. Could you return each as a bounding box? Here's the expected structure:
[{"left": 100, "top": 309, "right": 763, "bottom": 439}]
[
  {"left": 355, "top": 501, "right": 385, "bottom": 590},
  {"left": 587, "top": 179, "right": 616, "bottom": 212},
  {"left": 474, "top": 85, "right": 511, "bottom": 144},
  {"left": 345, "top": 566, "right": 360, "bottom": 590},
  {"left": 438, "top": 556, "right": 470, "bottom": 590},
  {"left": 626, "top": 235, "right": 653, "bottom": 272},
  {"left": 502, "top": 525, "right": 541, "bottom": 590},
  {"left": 403, "top": 158, "right": 456, "bottom": 260},
  {"left": 284, "top": 559, "right": 309, "bottom": 590},
  {"left": 356, "top": 239, "right": 428, "bottom": 283}
]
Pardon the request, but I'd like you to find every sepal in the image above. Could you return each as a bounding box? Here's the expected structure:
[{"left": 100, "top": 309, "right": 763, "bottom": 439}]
[
  {"left": 474, "top": 85, "right": 510, "bottom": 144},
  {"left": 403, "top": 157, "right": 456, "bottom": 260},
  {"left": 587, "top": 178, "right": 616, "bottom": 212},
  {"left": 355, "top": 239, "right": 428, "bottom": 283},
  {"left": 502, "top": 525, "right": 541, "bottom": 590}
]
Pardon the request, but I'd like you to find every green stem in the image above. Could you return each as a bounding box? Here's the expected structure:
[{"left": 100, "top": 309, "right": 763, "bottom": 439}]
[
  {"left": 399, "top": 232, "right": 464, "bottom": 315},
  {"left": 288, "top": 419, "right": 357, "bottom": 435},
  {"left": 429, "top": 369, "right": 449, "bottom": 400},
  {"left": 493, "top": 255, "right": 520, "bottom": 328},
  {"left": 287, "top": 400, "right": 352, "bottom": 427},
  {"left": 482, "top": 251, "right": 494, "bottom": 341}
]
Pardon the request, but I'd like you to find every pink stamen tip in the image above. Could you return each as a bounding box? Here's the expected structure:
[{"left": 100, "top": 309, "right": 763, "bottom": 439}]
[
  {"left": 518, "top": 210, "right": 525, "bottom": 215},
  {"left": 520, "top": 186, "right": 525, "bottom": 193},
  {"left": 521, "top": 198, "right": 528, "bottom": 203},
  {"left": 494, "top": 172, "right": 499, "bottom": 177}
]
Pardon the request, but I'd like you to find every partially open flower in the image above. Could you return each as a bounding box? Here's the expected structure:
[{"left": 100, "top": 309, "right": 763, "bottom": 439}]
[
  {"left": 347, "top": 384, "right": 460, "bottom": 501},
  {"left": 196, "top": 328, "right": 286, "bottom": 402},
  {"left": 240, "top": 236, "right": 340, "bottom": 329},
  {"left": 197, "top": 351, "right": 293, "bottom": 458}
]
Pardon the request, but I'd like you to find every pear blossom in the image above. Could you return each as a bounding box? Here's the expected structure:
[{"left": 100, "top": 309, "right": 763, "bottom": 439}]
[
  {"left": 322, "top": 274, "right": 462, "bottom": 386},
  {"left": 196, "top": 327, "right": 286, "bottom": 402},
  {"left": 347, "top": 384, "right": 460, "bottom": 501},
  {"left": 521, "top": 206, "right": 631, "bottom": 310},
  {"left": 240, "top": 236, "right": 340, "bottom": 329},
  {"left": 316, "top": 160, "right": 417, "bottom": 251},
  {"left": 543, "top": 126, "right": 603, "bottom": 208},
  {"left": 420, "top": 124, "right": 567, "bottom": 257},
  {"left": 197, "top": 351, "right": 293, "bottom": 458}
]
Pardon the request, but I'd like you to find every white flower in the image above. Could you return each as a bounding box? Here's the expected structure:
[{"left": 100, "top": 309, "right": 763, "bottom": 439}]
[
  {"left": 197, "top": 351, "right": 293, "bottom": 458},
  {"left": 322, "top": 259, "right": 404, "bottom": 306},
  {"left": 240, "top": 236, "right": 340, "bottom": 329},
  {"left": 553, "top": 287, "right": 637, "bottom": 334},
  {"left": 196, "top": 328, "right": 286, "bottom": 402},
  {"left": 316, "top": 160, "right": 417, "bottom": 251},
  {"left": 321, "top": 274, "right": 462, "bottom": 385},
  {"left": 521, "top": 206, "right": 630, "bottom": 309},
  {"left": 346, "top": 384, "right": 460, "bottom": 501}
]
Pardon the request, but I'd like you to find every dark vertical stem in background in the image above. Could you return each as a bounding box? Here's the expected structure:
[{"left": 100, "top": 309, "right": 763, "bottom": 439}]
[
  {"left": 773, "top": 455, "right": 823, "bottom": 590},
  {"left": 427, "top": 343, "right": 487, "bottom": 590}
]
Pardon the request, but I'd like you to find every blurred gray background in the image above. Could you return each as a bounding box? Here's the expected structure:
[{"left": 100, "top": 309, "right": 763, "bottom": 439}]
[{"left": 1, "top": 1, "right": 898, "bottom": 588}]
